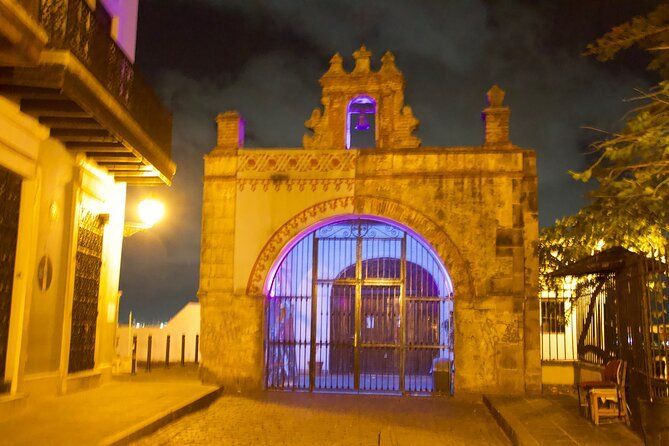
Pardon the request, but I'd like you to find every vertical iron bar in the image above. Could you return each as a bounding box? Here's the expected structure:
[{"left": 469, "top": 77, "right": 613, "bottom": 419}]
[
  {"left": 131, "top": 335, "right": 137, "bottom": 375},
  {"left": 316, "top": 237, "right": 324, "bottom": 389},
  {"left": 639, "top": 259, "right": 654, "bottom": 401},
  {"left": 195, "top": 334, "right": 199, "bottom": 364},
  {"left": 400, "top": 234, "right": 407, "bottom": 393},
  {"left": 146, "top": 335, "right": 152, "bottom": 372},
  {"left": 181, "top": 334, "right": 185, "bottom": 366},
  {"left": 354, "top": 221, "right": 362, "bottom": 391},
  {"left": 165, "top": 335, "right": 170, "bottom": 368},
  {"left": 662, "top": 245, "right": 669, "bottom": 395},
  {"left": 310, "top": 236, "right": 319, "bottom": 391}
]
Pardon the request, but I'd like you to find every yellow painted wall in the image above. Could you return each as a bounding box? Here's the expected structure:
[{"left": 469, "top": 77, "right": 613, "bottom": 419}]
[
  {"left": 234, "top": 186, "right": 353, "bottom": 293},
  {"left": 0, "top": 95, "right": 127, "bottom": 395},
  {"left": 25, "top": 138, "right": 74, "bottom": 374},
  {"left": 542, "top": 362, "right": 575, "bottom": 385}
]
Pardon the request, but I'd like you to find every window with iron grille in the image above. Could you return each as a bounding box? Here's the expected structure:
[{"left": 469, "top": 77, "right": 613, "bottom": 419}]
[
  {"left": 541, "top": 300, "right": 566, "bottom": 333},
  {"left": 68, "top": 208, "right": 104, "bottom": 373}
]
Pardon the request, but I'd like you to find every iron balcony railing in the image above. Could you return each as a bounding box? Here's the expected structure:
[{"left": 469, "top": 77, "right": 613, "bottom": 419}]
[{"left": 30, "top": 0, "right": 172, "bottom": 156}]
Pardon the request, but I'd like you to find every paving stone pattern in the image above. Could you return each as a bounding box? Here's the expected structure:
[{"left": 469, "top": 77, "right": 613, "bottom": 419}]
[{"left": 135, "top": 392, "right": 510, "bottom": 446}]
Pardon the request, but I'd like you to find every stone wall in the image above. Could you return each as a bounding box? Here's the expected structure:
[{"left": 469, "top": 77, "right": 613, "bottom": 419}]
[
  {"left": 200, "top": 147, "right": 539, "bottom": 394},
  {"left": 198, "top": 47, "right": 540, "bottom": 395}
]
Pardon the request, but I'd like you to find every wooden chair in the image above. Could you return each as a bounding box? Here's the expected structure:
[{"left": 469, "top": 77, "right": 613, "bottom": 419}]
[
  {"left": 576, "top": 359, "right": 621, "bottom": 417},
  {"left": 589, "top": 360, "right": 630, "bottom": 425}
]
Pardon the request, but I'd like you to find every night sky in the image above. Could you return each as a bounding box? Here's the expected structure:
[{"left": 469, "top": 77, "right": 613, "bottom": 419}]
[{"left": 118, "top": 0, "right": 661, "bottom": 323}]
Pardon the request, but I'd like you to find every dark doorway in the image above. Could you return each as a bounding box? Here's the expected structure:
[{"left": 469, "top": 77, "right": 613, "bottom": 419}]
[
  {"left": 0, "top": 165, "right": 21, "bottom": 388},
  {"left": 330, "top": 259, "right": 440, "bottom": 377}
]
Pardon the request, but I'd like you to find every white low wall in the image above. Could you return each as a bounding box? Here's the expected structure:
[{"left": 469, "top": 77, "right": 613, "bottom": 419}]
[{"left": 116, "top": 302, "right": 200, "bottom": 363}]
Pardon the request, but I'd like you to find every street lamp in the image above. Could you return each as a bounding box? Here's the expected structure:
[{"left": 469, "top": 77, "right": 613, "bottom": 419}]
[
  {"left": 137, "top": 198, "right": 165, "bottom": 228},
  {"left": 124, "top": 198, "right": 166, "bottom": 237}
]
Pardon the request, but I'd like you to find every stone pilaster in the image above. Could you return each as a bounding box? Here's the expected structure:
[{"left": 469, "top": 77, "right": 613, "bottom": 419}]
[
  {"left": 199, "top": 148, "right": 244, "bottom": 386},
  {"left": 522, "top": 151, "right": 541, "bottom": 394}
]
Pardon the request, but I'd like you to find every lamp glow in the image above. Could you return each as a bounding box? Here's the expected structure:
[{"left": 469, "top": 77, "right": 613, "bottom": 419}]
[{"left": 137, "top": 198, "right": 165, "bottom": 228}]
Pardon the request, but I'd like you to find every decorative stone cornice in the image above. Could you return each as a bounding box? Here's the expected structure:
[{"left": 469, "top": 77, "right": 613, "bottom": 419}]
[
  {"left": 246, "top": 195, "right": 474, "bottom": 301},
  {"left": 237, "top": 151, "right": 357, "bottom": 173},
  {"left": 237, "top": 178, "right": 354, "bottom": 192}
]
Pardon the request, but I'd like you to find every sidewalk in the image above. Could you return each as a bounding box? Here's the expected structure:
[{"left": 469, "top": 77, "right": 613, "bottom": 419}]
[
  {"left": 0, "top": 365, "right": 221, "bottom": 446},
  {"left": 484, "top": 394, "right": 642, "bottom": 445}
]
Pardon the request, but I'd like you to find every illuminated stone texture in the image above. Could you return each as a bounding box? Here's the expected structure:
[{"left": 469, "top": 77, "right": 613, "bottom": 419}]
[
  {"left": 0, "top": 0, "right": 174, "bottom": 399},
  {"left": 303, "top": 46, "right": 420, "bottom": 150},
  {"left": 200, "top": 47, "right": 540, "bottom": 395}
]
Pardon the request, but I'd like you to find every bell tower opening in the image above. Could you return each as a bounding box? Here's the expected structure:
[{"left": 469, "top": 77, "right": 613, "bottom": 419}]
[{"left": 346, "top": 96, "right": 376, "bottom": 149}]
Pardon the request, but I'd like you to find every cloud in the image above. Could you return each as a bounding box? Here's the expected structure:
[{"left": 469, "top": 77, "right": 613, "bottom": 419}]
[{"left": 121, "top": 0, "right": 651, "bottom": 321}]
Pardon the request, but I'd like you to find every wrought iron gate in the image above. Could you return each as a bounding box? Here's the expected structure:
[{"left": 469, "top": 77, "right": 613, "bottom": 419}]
[
  {"left": 68, "top": 208, "right": 104, "bottom": 373},
  {"left": 0, "top": 166, "right": 21, "bottom": 385},
  {"left": 265, "top": 218, "right": 453, "bottom": 394}
]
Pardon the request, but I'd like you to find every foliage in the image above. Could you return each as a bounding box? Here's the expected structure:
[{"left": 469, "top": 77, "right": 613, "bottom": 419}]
[
  {"left": 539, "top": 210, "right": 664, "bottom": 286},
  {"left": 584, "top": 3, "right": 669, "bottom": 76},
  {"left": 541, "top": 4, "right": 669, "bottom": 277}
]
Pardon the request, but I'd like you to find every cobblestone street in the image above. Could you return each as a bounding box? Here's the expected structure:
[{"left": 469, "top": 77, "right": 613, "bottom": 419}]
[{"left": 134, "top": 392, "right": 509, "bottom": 445}]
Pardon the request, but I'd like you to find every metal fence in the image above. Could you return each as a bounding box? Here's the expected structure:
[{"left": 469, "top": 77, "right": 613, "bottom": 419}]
[
  {"left": 543, "top": 246, "right": 669, "bottom": 435},
  {"left": 540, "top": 291, "right": 576, "bottom": 362},
  {"left": 540, "top": 273, "right": 618, "bottom": 364},
  {"left": 264, "top": 218, "right": 454, "bottom": 395}
]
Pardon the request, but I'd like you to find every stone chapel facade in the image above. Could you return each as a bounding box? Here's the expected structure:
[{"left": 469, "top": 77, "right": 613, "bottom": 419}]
[{"left": 199, "top": 47, "right": 541, "bottom": 395}]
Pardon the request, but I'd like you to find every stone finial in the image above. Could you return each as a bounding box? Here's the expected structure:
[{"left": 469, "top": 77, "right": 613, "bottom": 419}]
[
  {"left": 352, "top": 45, "right": 372, "bottom": 74},
  {"left": 487, "top": 85, "right": 505, "bottom": 107},
  {"left": 324, "top": 53, "right": 346, "bottom": 76},
  {"left": 482, "top": 85, "right": 510, "bottom": 146},
  {"left": 380, "top": 51, "right": 401, "bottom": 76},
  {"left": 303, "top": 107, "right": 332, "bottom": 149},
  {"left": 216, "top": 111, "right": 244, "bottom": 149}
]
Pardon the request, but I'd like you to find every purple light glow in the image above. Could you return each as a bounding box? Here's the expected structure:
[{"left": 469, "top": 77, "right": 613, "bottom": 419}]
[
  {"left": 238, "top": 117, "right": 246, "bottom": 148},
  {"left": 355, "top": 113, "right": 370, "bottom": 131},
  {"left": 346, "top": 95, "right": 376, "bottom": 149},
  {"left": 263, "top": 214, "right": 453, "bottom": 296}
]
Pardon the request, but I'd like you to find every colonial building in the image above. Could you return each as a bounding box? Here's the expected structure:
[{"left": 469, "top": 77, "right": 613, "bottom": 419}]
[
  {"left": 0, "top": 0, "right": 174, "bottom": 401},
  {"left": 200, "top": 46, "right": 540, "bottom": 395}
]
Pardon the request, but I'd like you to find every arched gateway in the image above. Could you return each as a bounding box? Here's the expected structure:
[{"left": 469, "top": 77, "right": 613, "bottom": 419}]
[
  {"left": 199, "top": 47, "right": 541, "bottom": 395},
  {"left": 265, "top": 217, "right": 453, "bottom": 394}
]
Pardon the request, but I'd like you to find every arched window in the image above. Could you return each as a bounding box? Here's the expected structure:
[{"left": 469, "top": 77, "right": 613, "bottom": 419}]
[{"left": 346, "top": 95, "right": 376, "bottom": 149}]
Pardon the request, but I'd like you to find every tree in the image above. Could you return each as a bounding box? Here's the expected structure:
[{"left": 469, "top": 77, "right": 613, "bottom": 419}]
[{"left": 541, "top": 4, "right": 669, "bottom": 275}]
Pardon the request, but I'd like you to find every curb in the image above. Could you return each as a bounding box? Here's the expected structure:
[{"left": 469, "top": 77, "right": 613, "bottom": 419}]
[
  {"left": 482, "top": 395, "right": 520, "bottom": 446},
  {"left": 482, "top": 395, "right": 539, "bottom": 446},
  {"left": 100, "top": 386, "right": 223, "bottom": 445}
]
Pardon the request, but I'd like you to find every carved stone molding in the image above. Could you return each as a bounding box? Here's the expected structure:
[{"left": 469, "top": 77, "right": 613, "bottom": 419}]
[
  {"left": 246, "top": 196, "right": 355, "bottom": 296},
  {"left": 238, "top": 151, "right": 356, "bottom": 173},
  {"left": 237, "top": 178, "right": 355, "bottom": 192},
  {"left": 246, "top": 195, "right": 473, "bottom": 302}
]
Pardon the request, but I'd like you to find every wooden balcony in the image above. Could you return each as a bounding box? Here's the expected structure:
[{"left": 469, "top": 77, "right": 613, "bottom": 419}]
[{"left": 0, "top": 0, "right": 175, "bottom": 185}]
